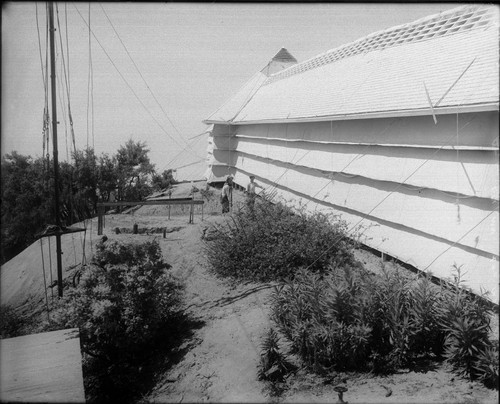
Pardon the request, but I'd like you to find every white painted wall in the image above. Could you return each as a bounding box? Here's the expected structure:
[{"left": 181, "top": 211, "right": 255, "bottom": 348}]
[{"left": 207, "top": 112, "right": 499, "bottom": 303}]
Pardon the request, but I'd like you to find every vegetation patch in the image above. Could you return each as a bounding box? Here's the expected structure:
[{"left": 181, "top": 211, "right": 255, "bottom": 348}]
[
  {"left": 39, "top": 238, "right": 186, "bottom": 403},
  {"left": 204, "top": 197, "right": 357, "bottom": 281},
  {"left": 203, "top": 195, "right": 498, "bottom": 392},
  {"left": 270, "top": 265, "right": 498, "bottom": 389}
]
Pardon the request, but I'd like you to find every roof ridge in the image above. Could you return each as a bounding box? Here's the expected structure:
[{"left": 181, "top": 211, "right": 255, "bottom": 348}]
[
  {"left": 271, "top": 47, "right": 298, "bottom": 63},
  {"left": 265, "top": 5, "right": 499, "bottom": 86}
]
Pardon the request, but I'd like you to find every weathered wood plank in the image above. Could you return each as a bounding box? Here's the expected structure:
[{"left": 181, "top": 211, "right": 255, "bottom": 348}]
[
  {"left": 97, "top": 199, "right": 204, "bottom": 207},
  {"left": 0, "top": 328, "right": 85, "bottom": 403}
]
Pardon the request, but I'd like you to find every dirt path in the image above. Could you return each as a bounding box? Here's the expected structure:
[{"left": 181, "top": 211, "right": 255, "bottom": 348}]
[{"left": 141, "top": 214, "right": 272, "bottom": 403}]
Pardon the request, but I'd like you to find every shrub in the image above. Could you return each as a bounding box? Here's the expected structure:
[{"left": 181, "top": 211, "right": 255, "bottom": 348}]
[
  {"left": 270, "top": 263, "right": 497, "bottom": 381},
  {"left": 442, "top": 316, "right": 491, "bottom": 380},
  {"left": 45, "top": 238, "right": 184, "bottom": 402},
  {"left": 204, "top": 198, "right": 357, "bottom": 281},
  {"left": 258, "top": 328, "right": 293, "bottom": 382},
  {"left": 435, "top": 268, "right": 494, "bottom": 382},
  {"left": 474, "top": 345, "right": 499, "bottom": 389},
  {"left": 272, "top": 267, "right": 372, "bottom": 372},
  {"left": 0, "top": 305, "right": 26, "bottom": 339}
]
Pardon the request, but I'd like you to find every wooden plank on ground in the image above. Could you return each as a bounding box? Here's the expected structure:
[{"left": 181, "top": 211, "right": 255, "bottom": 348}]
[
  {"left": 97, "top": 199, "right": 204, "bottom": 207},
  {"left": 0, "top": 328, "right": 85, "bottom": 403}
]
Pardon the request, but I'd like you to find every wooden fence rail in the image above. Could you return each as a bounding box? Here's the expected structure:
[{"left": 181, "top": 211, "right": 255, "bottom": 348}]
[{"left": 96, "top": 199, "right": 205, "bottom": 235}]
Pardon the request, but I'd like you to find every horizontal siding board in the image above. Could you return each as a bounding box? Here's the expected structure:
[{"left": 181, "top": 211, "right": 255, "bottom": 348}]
[
  {"left": 233, "top": 153, "right": 498, "bottom": 256},
  {"left": 234, "top": 137, "right": 499, "bottom": 200},
  {"left": 231, "top": 169, "right": 499, "bottom": 303},
  {"left": 235, "top": 113, "right": 499, "bottom": 149}
]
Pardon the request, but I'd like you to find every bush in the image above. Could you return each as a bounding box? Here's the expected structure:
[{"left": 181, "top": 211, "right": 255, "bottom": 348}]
[
  {"left": 271, "top": 264, "right": 497, "bottom": 381},
  {"left": 474, "top": 345, "right": 499, "bottom": 389},
  {"left": 0, "top": 305, "right": 26, "bottom": 339},
  {"left": 204, "top": 198, "right": 357, "bottom": 281},
  {"left": 45, "top": 239, "right": 184, "bottom": 402},
  {"left": 436, "top": 268, "right": 495, "bottom": 382},
  {"left": 258, "top": 328, "right": 293, "bottom": 382}
]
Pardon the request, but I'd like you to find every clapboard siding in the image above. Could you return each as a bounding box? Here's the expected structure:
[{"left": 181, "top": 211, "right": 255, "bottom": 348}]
[
  {"left": 232, "top": 138, "right": 498, "bottom": 200},
  {"left": 207, "top": 111, "right": 498, "bottom": 302},
  {"left": 230, "top": 168, "right": 499, "bottom": 302},
  {"left": 204, "top": 6, "right": 499, "bottom": 303},
  {"left": 228, "top": 151, "right": 498, "bottom": 256},
  {"left": 233, "top": 113, "right": 498, "bottom": 149}
]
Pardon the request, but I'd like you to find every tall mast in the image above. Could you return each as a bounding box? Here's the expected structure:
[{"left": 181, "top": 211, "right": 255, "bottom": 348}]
[{"left": 48, "top": 1, "right": 64, "bottom": 298}]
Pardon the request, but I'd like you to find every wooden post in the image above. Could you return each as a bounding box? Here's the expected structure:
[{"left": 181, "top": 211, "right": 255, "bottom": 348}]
[
  {"left": 97, "top": 206, "right": 104, "bottom": 235},
  {"left": 168, "top": 192, "right": 171, "bottom": 220},
  {"left": 48, "top": 2, "right": 63, "bottom": 298},
  {"left": 189, "top": 200, "right": 194, "bottom": 224}
]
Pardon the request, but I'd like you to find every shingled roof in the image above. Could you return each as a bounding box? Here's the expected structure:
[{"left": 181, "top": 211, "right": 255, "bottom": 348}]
[{"left": 205, "top": 5, "right": 499, "bottom": 125}]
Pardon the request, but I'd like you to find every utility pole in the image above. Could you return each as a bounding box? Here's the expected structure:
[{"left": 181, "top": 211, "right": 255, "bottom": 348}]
[{"left": 48, "top": 2, "right": 64, "bottom": 298}]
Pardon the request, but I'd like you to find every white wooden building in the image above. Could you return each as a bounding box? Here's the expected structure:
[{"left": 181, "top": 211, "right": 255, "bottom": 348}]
[{"left": 204, "top": 5, "right": 499, "bottom": 303}]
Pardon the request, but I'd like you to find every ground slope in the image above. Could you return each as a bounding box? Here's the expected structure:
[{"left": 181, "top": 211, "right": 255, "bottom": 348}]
[{"left": 1, "top": 183, "right": 498, "bottom": 403}]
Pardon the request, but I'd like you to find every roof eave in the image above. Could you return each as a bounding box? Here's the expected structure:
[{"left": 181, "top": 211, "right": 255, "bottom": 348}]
[{"left": 205, "top": 103, "right": 499, "bottom": 126}]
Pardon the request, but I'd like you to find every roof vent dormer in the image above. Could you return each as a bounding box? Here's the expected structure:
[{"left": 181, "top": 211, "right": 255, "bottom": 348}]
[{"left": 261, "top": 47, "right": 298, "bottom": 76}]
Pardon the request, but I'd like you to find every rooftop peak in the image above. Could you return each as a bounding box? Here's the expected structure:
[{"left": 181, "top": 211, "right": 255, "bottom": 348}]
[
  {"left": 272, "top": 47, "right": 298, "bottom": 63},
  {"left": 261, "top": 47, "right": 298, "bottom": 76}
]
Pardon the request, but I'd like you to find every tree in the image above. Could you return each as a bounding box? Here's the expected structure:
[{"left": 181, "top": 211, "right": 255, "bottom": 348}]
[
  {"left": 1, "top": 152, "right": 51, "bottom": 262},
  {"left": 151, "top": 169, "right": 176, "bottom": 192},
  {"left": 97, "top": 153, "right": 119, "bottom": 202},
  {"left": 115, "top": 140, "right": 155, "bottom": 201}
]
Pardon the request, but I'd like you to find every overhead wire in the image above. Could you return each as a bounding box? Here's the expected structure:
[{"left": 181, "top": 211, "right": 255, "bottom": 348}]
[
  {"left": 99, "top": 3, "right": 201, "bottom": 162},
  {"left": 72, "top": 3, "right": 199, "bottom": 162},
  {"left": 86, "top": 3, "right": 95, "bottom": 150},
  {"left": 56, "top": 3, "right": 77, "bottom": 158},
  {"left": 422, "top": 209, "right": 497, "bottom": 272},
  {"left": 39, "top": 240, "right": 51, "bottom": 322},
  {"left": 162, "top": 131, "right": 208, "bottom": 172},
  {"left": 301, "top": 111, "right": 497, "bottom": 275}
]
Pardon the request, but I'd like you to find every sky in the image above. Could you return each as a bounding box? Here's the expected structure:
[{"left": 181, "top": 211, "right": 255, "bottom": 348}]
[{"left": 1, "top": 2, "right": 462, "bottom": 180}]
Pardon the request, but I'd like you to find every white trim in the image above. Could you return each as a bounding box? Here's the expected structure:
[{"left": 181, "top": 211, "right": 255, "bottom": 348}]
[
  {"left": 233, "top": 135, "right": 499, "bottom": 151},
  {"left": 203, "top": 103, "right": 499, "bottom": 126}
]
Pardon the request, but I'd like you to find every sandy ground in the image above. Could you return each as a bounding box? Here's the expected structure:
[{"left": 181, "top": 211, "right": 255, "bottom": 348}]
[{"left": 1, "top": 182, "right": 498, "bottom": 403}]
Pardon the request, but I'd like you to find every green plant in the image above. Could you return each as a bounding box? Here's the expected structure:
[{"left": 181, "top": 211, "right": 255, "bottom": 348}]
[
  {"left": 270, "top": 261, "right": 499, "bottom": 380},
  {"left": 442, "top": 316, "right": 491, "bottom": 380},
  {"left": 204, "top": 197, "right": 357, "bottom": 282},
  {"left": 435, "top": 265, "right": 494, "bottom": 382},
  {"left": 474, "top": 345, "right": 499, "bottom": 389},
  {"left": 271, "top": 268, "right": 372, "bottom": 373},
  {"left": 407, "top": 276, "right": 446, "bottom": 357},
  {"left": 0, "top": 305, "right": 26, "bottom": 339},
  {"left": 45, "top": 239, "right": 184, "bottom": 403},
  {"left": 258, "top": 328, "right": 293, "bottom": 382}
]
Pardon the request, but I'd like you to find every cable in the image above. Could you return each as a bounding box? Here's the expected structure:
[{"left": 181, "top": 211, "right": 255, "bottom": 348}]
[
  {"left": 72, "top": 3, "right": 198, "bottom": 159},
  {"left": 422, "top": 210, "right": 497, "bottom": 271},
  {"left": 302, "top": 113, "right": 496, "bottom": 274},
  {"left": 40, "top": 240, "right": 51, "bottom": 322},
  {"left": 56, "top": 3, "right": 77, "bottom": 158},
  {"left": 99, "top": 3, "right": 198, "bottom": 159},
  {"left": 86, "top": 3, "right": 94, "bottom": 149},
  {"left": 162, "top": 133, "right": 207, "bottom": 172},
  {"left": 35, "top": 3, "right": 47, "bottom": 96}
]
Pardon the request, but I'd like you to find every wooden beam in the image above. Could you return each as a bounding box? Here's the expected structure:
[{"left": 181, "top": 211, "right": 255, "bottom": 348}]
[{"left": 97, "top": 199, "right": 204, "bottom": 207}]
